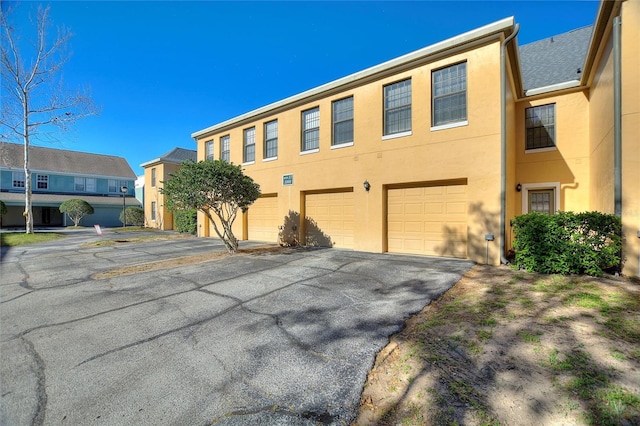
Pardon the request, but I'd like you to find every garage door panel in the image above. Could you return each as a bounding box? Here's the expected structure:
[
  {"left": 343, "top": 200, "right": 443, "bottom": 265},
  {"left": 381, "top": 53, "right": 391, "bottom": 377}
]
[
  {"left": 388, "top": 184, "right": 468, "bottom": 258},
  {"left": 248, "top": 196, "right": 279, "bottom": 243},
  {"left": 305, "top": 191, "right": 354, "bottom": 249}
]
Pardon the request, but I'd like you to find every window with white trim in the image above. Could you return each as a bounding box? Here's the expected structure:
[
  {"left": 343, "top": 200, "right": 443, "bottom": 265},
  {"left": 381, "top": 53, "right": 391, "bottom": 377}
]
[
  {"left": 332, "top": 96, "right": 353, "bottom": 146},
  {"left": 12, "top": 171, "right": 25, "bottom": 188},
  {"left": 86, "top": 178, "right": 96, "bottom": 192},
  {"left": 432, "top": 62, "right": 467, "bottom": 126},
  {"left": 36, "top": 174, "right": 49, "bottom": 190},
  {"left": 205, "top": 141, "right": 214, "bottom": 161},
  {"left": 243, "top": 127, "right": 255, "bottom": 163},
  {"left": 302, "top": 107, "right": 320, "bottom": 151},
  {"left": 108, "top": 179, "right": 126, "bottom": 193},
  {"left": 75, "top": 177, "right": 85, "bottom": 191},
  {"left": 384, "top": 79, "right": 412, "bottom": 136},
  {"left": 264, "top": 120, "right": 278, "bottom": 159},
  {"left": 151, "top": 168, "right": 156, "bottom": 187},
  {"left": 151, "top": 201, "right": 157, "bottom": 221},
  {"left": 220, "top": 135, "right": 230, "bottom": 162},
  {"left": 528, "top": 189, "right": 555, "bottom": 215},
  {"left": 525, "top": 104, "right": 555, "bottom": 150}
]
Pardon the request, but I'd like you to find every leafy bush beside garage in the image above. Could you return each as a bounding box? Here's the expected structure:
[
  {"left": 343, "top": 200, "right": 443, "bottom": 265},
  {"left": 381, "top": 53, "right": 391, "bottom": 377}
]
[
  {"left": 512, "top": 211, "right": 621, "bottom": 276},
  {"left": 174, "top": 209, "right": 197, "bottom": 234}
]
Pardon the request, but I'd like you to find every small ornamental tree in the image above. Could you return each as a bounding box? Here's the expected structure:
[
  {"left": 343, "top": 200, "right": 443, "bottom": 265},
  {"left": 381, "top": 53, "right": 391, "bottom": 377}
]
[
  {"left": 0, "top": 200, "right": 6, "bottom": 216},
  {"left": 59, "top": 199, "right": 94, "bottom": 227},
  {"left": 161, "top": 160, "right": 261, "bottom": 253}
]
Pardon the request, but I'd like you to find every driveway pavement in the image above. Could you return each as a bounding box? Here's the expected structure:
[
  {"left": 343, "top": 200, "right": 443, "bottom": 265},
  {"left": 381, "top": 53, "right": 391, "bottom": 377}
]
[{"left": 1, "top": 229, "right": 474, "bottom": 425}]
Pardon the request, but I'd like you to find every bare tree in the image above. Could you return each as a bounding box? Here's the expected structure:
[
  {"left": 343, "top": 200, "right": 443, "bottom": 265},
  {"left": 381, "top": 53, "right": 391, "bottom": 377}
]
[{"left": 0, "top": 5, "right": 98, "bottom": 233}]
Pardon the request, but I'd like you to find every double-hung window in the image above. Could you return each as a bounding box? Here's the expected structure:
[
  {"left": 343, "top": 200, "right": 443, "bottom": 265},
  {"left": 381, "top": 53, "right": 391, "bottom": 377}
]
[
  {"left": 332, "top": 96, "right": 354, "bottom": 146},
  {"left": 108, "top": 179, "right": 126, "bottom": 193},
  {"left": 151, "top": 168, "right": 156, "bottom": 187},
  {"left": 151, "top": 201, "right": 157, "bottom": 221},
  {"left": 525, "top": 104, "right": 556, "bottom": 150},
  {"left": 220, "top": 135, "right": 230, "bottom": 162},
  {"left": 302, "top": 107, "right": 320, "bottom": 152},
  {"left": 205, "top": 141, "right": 214, "bottom": 161},
  {"left": 86, "top": 178, "right": 96, "bottom": 192},
  {"left": 75, "top": 177, "right": 85, "bottom": 191},
  {"left": 384, "top": 79, "right": 412, "bottom": 136},
  {"left": 432, "top": 62, "right": 467, "bottom": 127},
  {"left": 37, "top": 175, "right": 49, "bottom": 190},
  {"left": 12, "top": 171, "right": 25, "bottom": 188},
  {"left": 264, "top": 120, "right": 278, "bottom": 159},
  {"left": 243, "top": 127, "right": 256, "bottom": 163}
]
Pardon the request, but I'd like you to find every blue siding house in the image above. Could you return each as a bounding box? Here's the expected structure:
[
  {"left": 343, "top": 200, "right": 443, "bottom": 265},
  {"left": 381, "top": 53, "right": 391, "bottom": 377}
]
[{"left": 0, "top": 142, "right": 139, "bottom": 228}]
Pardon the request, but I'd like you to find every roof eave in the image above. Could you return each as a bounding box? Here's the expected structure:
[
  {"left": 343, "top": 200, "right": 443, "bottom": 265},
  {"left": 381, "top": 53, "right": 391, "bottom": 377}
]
[{"left": 581, "top": 0, "right": 621, "bottom": 86}]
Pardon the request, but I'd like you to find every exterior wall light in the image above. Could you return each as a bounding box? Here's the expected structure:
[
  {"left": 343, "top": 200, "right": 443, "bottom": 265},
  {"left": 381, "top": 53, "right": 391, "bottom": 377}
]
[
  {"left": 516, "top": 183, "right": 522, "bottom": 192},
  {"left": 363, "top": 180, "right": 371, "bottom": 192}
]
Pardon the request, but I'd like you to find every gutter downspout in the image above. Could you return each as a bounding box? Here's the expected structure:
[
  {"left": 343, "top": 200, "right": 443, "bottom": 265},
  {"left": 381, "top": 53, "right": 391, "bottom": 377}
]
[
  {"left": 613, "top": 15, "right": 623, "bottom": 274},
  {"left": 613, "top": 15, "right": 622, "bottom": 218},
  {"left": 500, "top": 23, "right": 520, "bottom": 265}
]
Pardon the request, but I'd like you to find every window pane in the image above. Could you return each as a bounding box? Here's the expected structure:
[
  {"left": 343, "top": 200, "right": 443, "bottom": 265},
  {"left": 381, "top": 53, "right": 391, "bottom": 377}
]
[
  {"left": 37, "top": 175, "right": 48, "bottom": 189},
  {"left": 332, "top": 97, "right": 353, "bottom": 145},
  {"left": 303, "top": 128, "right": 319, "bottom": 151},
  {"left": 206, "top": 141, "right": 214, "bottom": 161},
  {"left": 432, "top": 62, "right": 467, "bottom": 126},
  {"left": 384, "top": 80, "right": 411, "bottom": 135},
  {"left": 302, "top": 108, "right": 320, "bottom": 151},
  {"left": 86, "top": 178, "right": 96, "bottom": 192},
  {"left": 12, "top": 172, "right": 25, "bottom": 188},
  {"left": 525, "top": 104, "right": 556, "bottom": 149},
  {"left": 244, "top": 128, "right": 255, "bottom": 162},
  {"left": 221, "top": 135, "right": 230, "bottom": 162},
  {"left": 264, "top": 120, "right": 278, "bottom": 158},
  {"left": 75, "top": 177, "right": 85, "bottom": 191}
]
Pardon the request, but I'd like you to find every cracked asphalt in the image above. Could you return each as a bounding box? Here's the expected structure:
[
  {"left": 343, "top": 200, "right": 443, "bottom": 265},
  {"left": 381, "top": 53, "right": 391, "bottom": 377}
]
[{"left": 0, "top": 229, "right": 474, "bottom": 425}]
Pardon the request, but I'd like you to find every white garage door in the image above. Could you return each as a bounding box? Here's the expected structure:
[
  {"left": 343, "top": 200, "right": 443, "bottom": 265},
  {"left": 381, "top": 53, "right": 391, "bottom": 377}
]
[
  {"left": 387, "top": 184, "right": 468, "bottom": 258},
  {"left": 248, "top": 195, "right": 279, "bottom": 243},
  {"left": 305, "top": 191, "right": 354, "bottom": 249}
]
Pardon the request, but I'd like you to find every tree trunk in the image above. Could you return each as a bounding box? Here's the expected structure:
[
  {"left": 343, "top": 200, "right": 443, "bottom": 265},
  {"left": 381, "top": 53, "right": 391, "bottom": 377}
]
[{"left": 23, "top": 94, "right": 33, "bottom": 234}]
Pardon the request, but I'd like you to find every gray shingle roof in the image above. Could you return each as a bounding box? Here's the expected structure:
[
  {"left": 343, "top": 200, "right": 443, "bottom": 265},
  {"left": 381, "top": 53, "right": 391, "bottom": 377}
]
[
  {"left": 0, "top": 142, "right": 136, "bottom": 179},
  {"left": 519, "top": 25, "right": 593, "bottom": 91},
  {"left": 157, "top": 147, "right": 197, "bottom": 163},
  {"left": 140, "top": 147, "right": 197, "bottom": 168}
]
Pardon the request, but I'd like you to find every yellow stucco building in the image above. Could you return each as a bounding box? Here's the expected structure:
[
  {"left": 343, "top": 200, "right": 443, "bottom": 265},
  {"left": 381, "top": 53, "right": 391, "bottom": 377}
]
[
  {"left": 190, "top": 0, "right": 639, "bottom": 277},
  {"left": 141, "top": 148, "right": 197, "bottom": 230}
]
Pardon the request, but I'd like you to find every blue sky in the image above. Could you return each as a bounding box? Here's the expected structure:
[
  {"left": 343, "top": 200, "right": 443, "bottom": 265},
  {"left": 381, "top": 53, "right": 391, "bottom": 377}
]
[{"left": 4, "top": 1, "right": 600, "bottom": 176}]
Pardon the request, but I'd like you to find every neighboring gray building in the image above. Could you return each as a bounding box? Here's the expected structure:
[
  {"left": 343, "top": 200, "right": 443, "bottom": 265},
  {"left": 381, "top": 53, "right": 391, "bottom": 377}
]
[{"left": 0, "top": 142, "right": 139, "bottom": 228}]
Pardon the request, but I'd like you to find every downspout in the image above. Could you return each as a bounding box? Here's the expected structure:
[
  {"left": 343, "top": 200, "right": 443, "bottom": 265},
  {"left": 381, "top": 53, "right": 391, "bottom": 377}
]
[
  {"left": 613, "top": 15, "right": 621, "bottom": 218},
  {"left": 613, "top": 15, "right": 622, "bottom": 274},
  {"left": 500, "top": 23, "right": 520, "bottom": 265}
]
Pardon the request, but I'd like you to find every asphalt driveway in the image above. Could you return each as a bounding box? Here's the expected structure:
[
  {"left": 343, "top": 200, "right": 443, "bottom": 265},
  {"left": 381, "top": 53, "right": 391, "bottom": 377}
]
[{"left": 1, "top": 230, "right": 474, "bottom": 425}]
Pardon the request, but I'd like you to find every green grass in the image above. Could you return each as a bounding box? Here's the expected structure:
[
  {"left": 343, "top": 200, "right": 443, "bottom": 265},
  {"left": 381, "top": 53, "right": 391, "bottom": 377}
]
[
  {"left": 0, "top": 232, "right": 64, "bottom": 247},
  {"left": 518, "top": 330, "right": 541, "bottom": 344}
]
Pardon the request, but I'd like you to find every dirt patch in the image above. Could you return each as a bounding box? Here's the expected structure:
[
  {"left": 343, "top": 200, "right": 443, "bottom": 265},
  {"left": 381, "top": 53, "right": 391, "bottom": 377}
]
[
  {"left": 91, "top": 245, "right": 290, "bottom": 280},
  {"left": 354, "top": 265, "right": 640, "bottom": 426}
]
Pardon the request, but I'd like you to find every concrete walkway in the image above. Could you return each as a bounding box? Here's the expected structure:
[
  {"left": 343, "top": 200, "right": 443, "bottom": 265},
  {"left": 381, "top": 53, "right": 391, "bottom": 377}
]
[{"left": 0, "top": 230, "right": 473, "bottom": 425}]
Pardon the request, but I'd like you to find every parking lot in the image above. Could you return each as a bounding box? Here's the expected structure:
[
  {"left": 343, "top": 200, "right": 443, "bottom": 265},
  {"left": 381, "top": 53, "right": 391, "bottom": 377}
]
[{"left": 1, "top": 230, "right": 473, "bottom": 425}]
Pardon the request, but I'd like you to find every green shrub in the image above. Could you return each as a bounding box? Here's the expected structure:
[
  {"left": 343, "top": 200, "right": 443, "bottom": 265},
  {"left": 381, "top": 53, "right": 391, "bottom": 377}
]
[
  {"left": 119, "top": 207, "right": 144, "bottom": 226},
  {"left": 0, "top": 200, "right": 7, "bottom": 216},
  {"left": 512, "top": 211, "right": 621, "bottom": 276},
  {"left": 174, "top": 209, "right": 197, "bottom": 234}
]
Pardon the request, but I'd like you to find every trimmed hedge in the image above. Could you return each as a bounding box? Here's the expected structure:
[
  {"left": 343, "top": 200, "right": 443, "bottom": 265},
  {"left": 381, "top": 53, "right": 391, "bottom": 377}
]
[
  {"left": 120, "top": 207, "right": 144, "bottom": 226},
  {"left": 512, "top": 211, "right": 621, "bottom": 276},
  {"left": 174, "top": 209, "right": 197, "bottom": 234}
]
